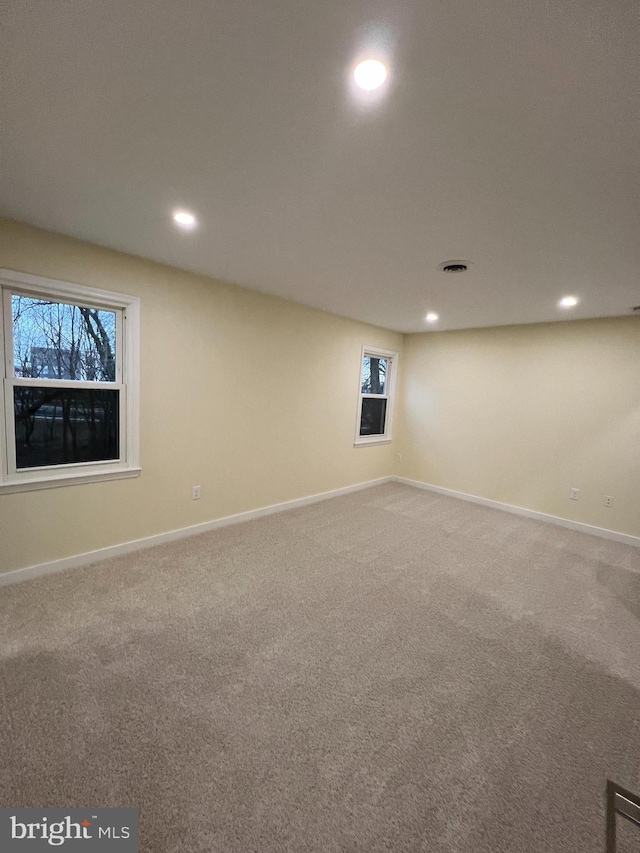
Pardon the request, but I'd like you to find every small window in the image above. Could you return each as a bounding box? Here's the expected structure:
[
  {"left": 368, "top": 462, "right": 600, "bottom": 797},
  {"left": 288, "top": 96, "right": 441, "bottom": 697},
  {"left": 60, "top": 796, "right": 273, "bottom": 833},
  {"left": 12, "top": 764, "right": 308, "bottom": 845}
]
[
  {"left": 1, "top": 270, "right": 140, "bottom": 492},
  {"left": 355, "top": 346, "right": 397, "bottom": 445}
]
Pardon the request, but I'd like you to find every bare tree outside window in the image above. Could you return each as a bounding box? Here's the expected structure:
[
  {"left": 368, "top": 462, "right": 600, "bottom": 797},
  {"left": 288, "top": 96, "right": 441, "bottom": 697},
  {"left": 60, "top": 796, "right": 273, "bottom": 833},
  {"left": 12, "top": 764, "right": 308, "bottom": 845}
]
[
  {"left": 12, "top": 296, "right": 116, "bottom": 380},
  {"left": 1, "top": 270, "right": 139, "bottom": 492},
  {"left": 357, "top": 350, "right": 394, "bottom": 440},
  {"left": 360, "top": 356, "right": 387, "bottom": 396},
  {"left": 11, "top": 296, "right": 119, "bottom": 468}
]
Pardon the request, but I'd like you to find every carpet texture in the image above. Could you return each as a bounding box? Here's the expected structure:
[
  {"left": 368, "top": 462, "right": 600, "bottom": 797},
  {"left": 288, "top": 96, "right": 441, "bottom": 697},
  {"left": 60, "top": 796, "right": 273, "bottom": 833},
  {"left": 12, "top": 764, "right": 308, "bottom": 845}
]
[{"left": 1, "top": 483, "right": 639, "bottom": 852}]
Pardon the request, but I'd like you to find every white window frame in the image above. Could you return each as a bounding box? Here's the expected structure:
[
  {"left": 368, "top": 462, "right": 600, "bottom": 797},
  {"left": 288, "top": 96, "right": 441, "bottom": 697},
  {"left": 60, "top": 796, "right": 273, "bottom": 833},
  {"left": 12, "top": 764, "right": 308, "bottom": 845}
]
[
  {"left": 0, "top": 269, "right": 140, "bottom": 493},
  {"left": 354, "top": 345, "right": 397, "bottom": 446}
]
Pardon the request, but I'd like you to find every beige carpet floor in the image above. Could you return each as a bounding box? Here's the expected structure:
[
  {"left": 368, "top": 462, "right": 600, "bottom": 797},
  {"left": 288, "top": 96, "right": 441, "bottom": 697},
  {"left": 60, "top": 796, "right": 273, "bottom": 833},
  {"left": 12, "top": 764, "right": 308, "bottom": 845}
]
[{"left": 1, "top": 483, "right": 639, "bottom": 852}]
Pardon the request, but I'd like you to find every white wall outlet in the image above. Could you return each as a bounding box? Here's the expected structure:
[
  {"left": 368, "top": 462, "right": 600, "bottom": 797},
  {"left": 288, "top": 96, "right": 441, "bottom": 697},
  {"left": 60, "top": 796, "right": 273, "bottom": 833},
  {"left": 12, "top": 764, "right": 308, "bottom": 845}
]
[
  {"left": 396, "top": 453, "right": 402, "bottom": 462},
  {"left": 192, "top": 485, "right": 202, "bottom": 500},
  {"left": 604, "top": 495, "right": 613, "bottom": 507},
  {"left": 570, "top": 487, "right": 580, "bottom": 501}
]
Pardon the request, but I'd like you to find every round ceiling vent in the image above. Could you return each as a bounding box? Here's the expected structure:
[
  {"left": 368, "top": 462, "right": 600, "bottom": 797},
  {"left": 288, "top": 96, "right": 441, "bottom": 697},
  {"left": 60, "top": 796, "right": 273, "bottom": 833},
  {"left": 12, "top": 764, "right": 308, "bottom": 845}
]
[{"left": 437, "top": 259, "right": 472, "bottom": 273}]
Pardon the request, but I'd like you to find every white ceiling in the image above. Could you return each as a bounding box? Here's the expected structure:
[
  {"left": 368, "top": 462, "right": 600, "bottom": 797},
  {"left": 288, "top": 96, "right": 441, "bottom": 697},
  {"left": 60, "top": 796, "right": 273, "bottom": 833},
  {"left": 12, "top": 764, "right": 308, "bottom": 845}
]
[{"left": 2, "top": 0, "right": 638, "bottom": 332}]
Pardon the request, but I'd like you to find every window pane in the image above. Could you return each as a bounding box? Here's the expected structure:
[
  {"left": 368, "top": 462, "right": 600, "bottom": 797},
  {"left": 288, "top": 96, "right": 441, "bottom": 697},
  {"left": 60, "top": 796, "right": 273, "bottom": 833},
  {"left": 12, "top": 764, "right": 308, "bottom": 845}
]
[
  {"left": 14, "top": 387, "right": 119, "bottom": 469},
  {"left": 12, "top": 295, "right": 116, "bottom": 381},
  {"left": 361, "top": 356, "right": 387, "bottom": 395},
  {"left": 360, "top": 397, "right": 387, "bottom": 436}
]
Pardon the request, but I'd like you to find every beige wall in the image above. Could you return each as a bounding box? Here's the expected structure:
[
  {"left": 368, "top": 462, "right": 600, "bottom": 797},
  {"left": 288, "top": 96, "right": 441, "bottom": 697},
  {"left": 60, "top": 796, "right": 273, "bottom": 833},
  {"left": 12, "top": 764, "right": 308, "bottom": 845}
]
[
  {"left": 1, "top": 218, "right": 638, "bottom": 574},
  {"left": 397, "top": 317, "right": 640, "bottom": 538},
  {"left": 0, "top": 219, "right": 402, "bottom": 573}
]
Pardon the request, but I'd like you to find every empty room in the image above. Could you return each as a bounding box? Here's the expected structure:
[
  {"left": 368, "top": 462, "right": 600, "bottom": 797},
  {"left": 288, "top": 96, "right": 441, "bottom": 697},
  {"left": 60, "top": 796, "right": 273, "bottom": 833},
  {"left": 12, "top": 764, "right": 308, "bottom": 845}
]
[{"left": 1, "top": 2, "right": 639, "bottom": 852}]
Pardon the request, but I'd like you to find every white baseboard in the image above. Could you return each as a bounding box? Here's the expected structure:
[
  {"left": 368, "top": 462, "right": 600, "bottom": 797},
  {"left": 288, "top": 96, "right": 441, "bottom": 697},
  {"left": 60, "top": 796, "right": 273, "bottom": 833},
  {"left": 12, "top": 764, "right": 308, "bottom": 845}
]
[
  {"left": 4, "top": 474, "right": 637, "bottom": 588},
  {"left": 0, "top": 477, "right": 393, "bottom": 588},
  {"left": 393, "top": 476, "right": 640, "bottom": 548}
]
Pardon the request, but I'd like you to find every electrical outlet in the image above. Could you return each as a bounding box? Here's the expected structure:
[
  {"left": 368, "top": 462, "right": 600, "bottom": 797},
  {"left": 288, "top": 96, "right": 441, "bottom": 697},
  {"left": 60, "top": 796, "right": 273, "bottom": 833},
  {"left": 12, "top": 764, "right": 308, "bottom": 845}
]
[
  {"left": 396, "top": 453, "right": 402, "bottom": 462},
  {"left": 570, "top": 487, "right": 580, "bottom": 501},
  {"left": 192, "top": 485, "right": 202, "bottom": 500},
  {"left": 604, "top": 495, "right": 613, "bottom": 507}
]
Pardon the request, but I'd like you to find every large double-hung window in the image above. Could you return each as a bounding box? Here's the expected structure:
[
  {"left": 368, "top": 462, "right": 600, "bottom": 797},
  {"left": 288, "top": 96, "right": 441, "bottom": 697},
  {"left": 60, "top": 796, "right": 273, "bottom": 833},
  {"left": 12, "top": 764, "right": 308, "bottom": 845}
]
[{"left": 0, "top": 270, "right": 140, "bottom": 492}]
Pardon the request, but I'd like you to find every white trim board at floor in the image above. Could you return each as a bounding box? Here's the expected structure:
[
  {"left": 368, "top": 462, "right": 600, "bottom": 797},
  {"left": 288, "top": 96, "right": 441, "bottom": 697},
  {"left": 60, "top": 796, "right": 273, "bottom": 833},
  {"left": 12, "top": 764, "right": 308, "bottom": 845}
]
[
  {"left": 1, "top": 475, "right": 638, "bottom": 588},
  {"left": 393, "top": 477, "right": 640, "bottom": 549},
  {"left": 0, "top": 477, "right": 393, "bottom": 588}
]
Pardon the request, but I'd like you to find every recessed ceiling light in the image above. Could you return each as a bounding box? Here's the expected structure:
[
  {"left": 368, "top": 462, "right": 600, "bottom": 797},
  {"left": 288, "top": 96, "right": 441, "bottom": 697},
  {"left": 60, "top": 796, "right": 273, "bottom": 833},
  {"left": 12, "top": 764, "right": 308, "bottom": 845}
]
[
  {"left": 173, "top": 209, "right": 197, "bottom": 229},
  {"left": 559, "top": 295, "right": 578, "bottom": 308},
  {"left": 426, "top": 312, "right": 439, "bottom": 323},
  {"left": 353, "top": 59, "right": 388, "bottom": 91}
]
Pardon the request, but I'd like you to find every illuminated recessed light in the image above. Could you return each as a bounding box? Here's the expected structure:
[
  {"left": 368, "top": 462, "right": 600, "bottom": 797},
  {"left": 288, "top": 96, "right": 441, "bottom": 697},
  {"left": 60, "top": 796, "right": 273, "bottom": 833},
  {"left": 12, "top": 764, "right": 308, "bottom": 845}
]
[
  {"left": 353, "top": 59, "right": 388, "bottom": 91},
  {"left": 559, "top": 295, "right": 578, "bottom": 308},
  {"left": 426, "top": 312, "right": 439, "bottom": 323},
  {"left": 173, "top": 210, "right": 197, "bottom": 229}
]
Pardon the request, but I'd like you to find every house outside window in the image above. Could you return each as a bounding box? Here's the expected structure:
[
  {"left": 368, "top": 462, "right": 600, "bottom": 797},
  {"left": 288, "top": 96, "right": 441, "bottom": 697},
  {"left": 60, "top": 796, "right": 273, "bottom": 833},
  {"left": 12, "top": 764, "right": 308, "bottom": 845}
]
[
  {"left": 354, "top": 345, "right": 397, "bottom": 445},
  {"left": 0, "top": 270, "right": 140, "bottom": 493}
]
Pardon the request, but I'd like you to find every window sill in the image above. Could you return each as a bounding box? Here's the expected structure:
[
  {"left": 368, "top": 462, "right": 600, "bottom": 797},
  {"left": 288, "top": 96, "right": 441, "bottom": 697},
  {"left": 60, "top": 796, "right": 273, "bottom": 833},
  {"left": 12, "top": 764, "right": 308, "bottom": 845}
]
[
  {"left": 0, "top": 467, "right": 141, "bottom": 494},
  {"left": 354, "top": 438, "right": 392, "bottom": 447}
]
